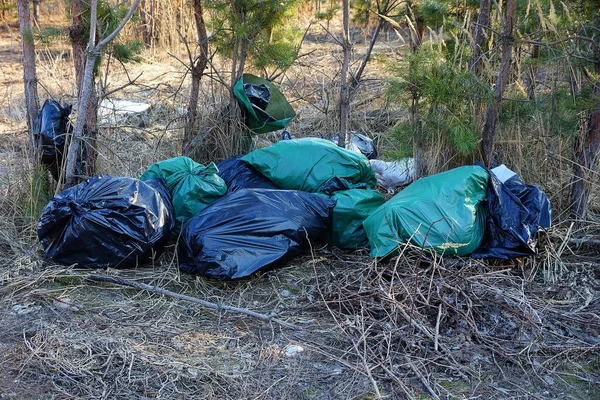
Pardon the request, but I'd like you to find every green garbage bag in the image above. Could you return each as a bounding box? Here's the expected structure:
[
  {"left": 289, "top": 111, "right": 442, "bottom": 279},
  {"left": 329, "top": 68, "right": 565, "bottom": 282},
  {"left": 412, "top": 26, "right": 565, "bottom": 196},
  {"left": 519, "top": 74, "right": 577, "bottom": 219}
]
[
  {"left": 241, "top": 138, "right": 377, "bottom": 193},
  {"left": 364, "top": 165, "right": 489, "bottom": 258},
  {"left": 330, "top": 189, "right": 386, "bottom": 249},
  {"left": 140, "top": 157, "right": 227, "bottom": 236},
  {"left": 233, "top": 74, "right": 296, "bottom": 134}
]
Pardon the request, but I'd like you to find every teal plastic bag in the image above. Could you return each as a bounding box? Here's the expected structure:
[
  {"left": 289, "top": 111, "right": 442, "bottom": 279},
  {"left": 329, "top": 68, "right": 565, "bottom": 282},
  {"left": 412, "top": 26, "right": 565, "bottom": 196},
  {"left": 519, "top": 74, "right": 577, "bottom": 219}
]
[
  {"left": 233, "top": 74, "right": 296, "bottom": 134},
  {"left": 364, "top": 165, "right": 489, "bottom": 257},
  {"left": 330, "top": 189, "right": 386, "bottom": 249},
  {"left": 140, "top": 157, "right": 227, "bottom": 236},
  {"left": 241, "top": 138, "right": 377, "bottom": 193}
]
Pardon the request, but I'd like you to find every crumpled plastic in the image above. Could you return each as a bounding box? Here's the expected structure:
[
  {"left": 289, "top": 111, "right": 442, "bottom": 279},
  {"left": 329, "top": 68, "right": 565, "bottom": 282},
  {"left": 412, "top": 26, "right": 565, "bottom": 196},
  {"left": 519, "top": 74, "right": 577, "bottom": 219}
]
[
  {"left": 178, "top": 189, "right": 335, "bottom": 280},
  {"left": 38, "top": 176, "right": 175, "bottom": 268},
  {"left": 34, "top": 99, "right": 72, "bottom": 181}
]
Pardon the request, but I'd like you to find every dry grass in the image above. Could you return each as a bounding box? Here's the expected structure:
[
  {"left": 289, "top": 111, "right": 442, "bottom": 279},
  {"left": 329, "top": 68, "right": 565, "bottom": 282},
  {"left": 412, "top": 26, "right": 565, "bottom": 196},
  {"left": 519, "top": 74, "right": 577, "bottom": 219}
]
[{"left": 0, "top": 242, "right": 599, "bottom": 399}]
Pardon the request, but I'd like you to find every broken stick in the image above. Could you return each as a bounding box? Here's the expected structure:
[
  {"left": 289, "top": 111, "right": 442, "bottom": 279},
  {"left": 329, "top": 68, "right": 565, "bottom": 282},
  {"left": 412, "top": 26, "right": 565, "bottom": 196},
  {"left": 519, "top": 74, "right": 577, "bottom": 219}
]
[{"left": 86, "top": 275, "right": 298, "bottom": 329}]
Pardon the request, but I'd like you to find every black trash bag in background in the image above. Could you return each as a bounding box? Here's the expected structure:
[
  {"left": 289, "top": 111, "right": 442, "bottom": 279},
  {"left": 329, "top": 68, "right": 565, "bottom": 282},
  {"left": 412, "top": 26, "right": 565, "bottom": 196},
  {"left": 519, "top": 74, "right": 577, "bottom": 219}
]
[
  {"left": 178, "top": 189, "right": 336, "bottom": 280},
  {"left": 244, "top": 83, "right": 270, "bottom": 110},
  {"left": 216, "top": 155, "right": 278, "bottom": 193},
  {"left": 38, "top": 176, "right": 175, "bottom": 268},
  {"left": 34, "top": 99, "right": 72, "bottom": 181},
  {"left": 472, "top": 170, "right": 551, "bottom": 259}
]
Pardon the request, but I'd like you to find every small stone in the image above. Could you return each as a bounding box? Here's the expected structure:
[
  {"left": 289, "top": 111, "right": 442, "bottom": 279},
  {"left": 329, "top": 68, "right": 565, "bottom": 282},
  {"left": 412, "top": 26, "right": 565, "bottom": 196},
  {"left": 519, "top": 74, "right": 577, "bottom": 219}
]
[
  {"left": 281, "top": 290, "right": 291, "bottom": 298},
  {"left": 285, "top": 344, "right": 305, "bottom": 357}
]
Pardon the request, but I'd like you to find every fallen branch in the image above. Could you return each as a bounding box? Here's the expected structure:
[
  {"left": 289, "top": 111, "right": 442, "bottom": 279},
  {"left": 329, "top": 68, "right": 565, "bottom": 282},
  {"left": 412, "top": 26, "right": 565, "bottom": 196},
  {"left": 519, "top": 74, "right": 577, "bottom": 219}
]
[
  {"left": 568, "top": 237, "right": 600, "bottom": 247},
  {"left": 86, "top": 275, "right": 298, "bottom": 329}
]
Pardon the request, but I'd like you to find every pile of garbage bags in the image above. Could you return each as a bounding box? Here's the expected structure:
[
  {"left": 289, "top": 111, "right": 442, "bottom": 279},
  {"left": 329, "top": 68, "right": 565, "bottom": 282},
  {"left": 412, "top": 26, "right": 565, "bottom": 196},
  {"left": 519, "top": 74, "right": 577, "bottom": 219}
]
[{"left": 38, "top": 137, "right": 551, "bottom": 280}]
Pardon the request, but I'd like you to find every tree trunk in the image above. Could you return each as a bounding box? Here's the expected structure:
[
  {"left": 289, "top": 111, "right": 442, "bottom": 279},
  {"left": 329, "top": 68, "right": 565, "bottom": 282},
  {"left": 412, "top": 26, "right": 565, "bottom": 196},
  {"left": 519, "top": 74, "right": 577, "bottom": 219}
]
[
  {"left": 411, "top": 96, "right": 425, "bottom": 178},
  {"left": 480, "top": 0, "right": 517, "bottom": 167},
  {"left": 31, "top": 0, "right": 40, "bottom": 25},
  {"left": 64, "top": 0, "right": 140, "bottom": 188},
  {"left": 338, "top": 0, "right": 351, "bottom": 148},
  {"left": 17, "top": 0, "right": 40, "bottom": 158},
  {"left": 182, "top": 0, "right": 209, "bottom": 155},
  {"left": 470, "top": 0, "right": 491, "bottom": 76},
  {"left": 349, "top": 17, "right": 383, "bottom": 95},
  {"left": 68, "top": 0, "right": 99, "bottom": 184},
  {"left": 140, "top": 0, "right": 151, "bottom": 47},
  {"left": 571, "top": 45, "right": 600, "bottom": 222},
  {"left": 408, "top": 7, "right": 424, "bottom": 178},
  {"left": 525, "top": 44, "right": 539, "bottom": 100}
]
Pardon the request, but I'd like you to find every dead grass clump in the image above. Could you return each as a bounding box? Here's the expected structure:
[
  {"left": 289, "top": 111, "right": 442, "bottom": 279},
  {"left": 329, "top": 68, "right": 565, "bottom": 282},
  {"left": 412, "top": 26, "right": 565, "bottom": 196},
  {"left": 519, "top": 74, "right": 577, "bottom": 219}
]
[{"left": 307, "top": 245, "right": 600, "bottom": 398}]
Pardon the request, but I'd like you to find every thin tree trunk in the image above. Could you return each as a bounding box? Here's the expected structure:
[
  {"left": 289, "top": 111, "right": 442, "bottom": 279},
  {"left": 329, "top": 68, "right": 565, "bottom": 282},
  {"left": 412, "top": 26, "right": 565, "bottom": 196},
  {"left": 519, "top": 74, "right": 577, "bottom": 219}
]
[
  {"left": 480, "top": 0, "right": 517, "bottom": 167},
  {"left": 69, "top": 0, "right": 98, "bottom": 185},
  {"left": 17, "top": 0, "right": 40, "bottom": 158},
  {"left": 140, "top": 0, "right": 151, "bottom": 47},
  {"left": 525, "top": 44, "right": 539, "bottom": 100},
  {"left": 32, "top": 0, "right": 39, "bottom": 26},
  {"left": 182, "top": 0, "right": 209, "bottom": 155},
  {"left": 64, "top": 0, "right": 140, "bottom": 188},
  {"left": 339, "top": 0, "right": 351, "bottom": 148},
  {"left": 408, "top": 6, "right": 424, "bottom": 178},
  {"left": 571, "top": 45, "right": 600, "bottom": 222},
  {"left": 411, "top": 96, "right": 425, "bottom": 178},
  {"left": 349, "top": 17, "right": 383, "bottom": 95},
  {"left": 470, "top": 0, "right": 491, "bottom": 76}
]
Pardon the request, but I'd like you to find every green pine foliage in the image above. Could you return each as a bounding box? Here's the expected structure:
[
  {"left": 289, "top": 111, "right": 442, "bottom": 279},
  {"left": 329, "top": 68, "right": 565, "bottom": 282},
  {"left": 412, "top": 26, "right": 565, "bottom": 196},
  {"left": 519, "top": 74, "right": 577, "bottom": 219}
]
[
  {"left": 350, "top": 0, "right": 371, "bottom": 27},
  {"left": 87, "top": 1, "right": 143, "bottom": 67},
  {"left": 111, "top": 40, "right": 144, "bottom": 63},
  {"left": 386, "top": 46, "right": 490, "bottom": 157},
  {"left": 314, "top": 1, "right": 340, "bottom": 25},
  {"left": 206, "top": 0, "right": 302, "bottom": 74}
]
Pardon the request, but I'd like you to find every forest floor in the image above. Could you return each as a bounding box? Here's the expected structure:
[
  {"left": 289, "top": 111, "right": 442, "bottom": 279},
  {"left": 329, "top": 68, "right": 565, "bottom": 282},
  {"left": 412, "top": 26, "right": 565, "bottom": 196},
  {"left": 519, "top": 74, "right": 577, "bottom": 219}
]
[{"left": 1, "top": 16, "right": 600, "bottom": 400}]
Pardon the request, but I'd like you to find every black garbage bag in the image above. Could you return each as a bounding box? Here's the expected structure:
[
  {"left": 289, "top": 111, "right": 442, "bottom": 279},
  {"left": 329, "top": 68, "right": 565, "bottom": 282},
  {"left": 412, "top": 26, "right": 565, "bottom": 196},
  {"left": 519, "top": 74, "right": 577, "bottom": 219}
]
[
  {"left": 244, "top": 83, "right": 271, "bottom": 110},
  {"left": 216, "top": 155, "right": 278, "bottom": 193},
  {"left": 34, "top": 99, "right": 72, "bottom": 181},
  {"left": 281, "top": 130, "right": 293, "bottom": 140},
  {"left": 178, "top": 189, "right": 336, "bottom": 280},
  {"left": 472, "top": 168, "right": 551, "bottom": 259},
  {"left": 38, "top": 176, "right": 175, "bottom": 268}
]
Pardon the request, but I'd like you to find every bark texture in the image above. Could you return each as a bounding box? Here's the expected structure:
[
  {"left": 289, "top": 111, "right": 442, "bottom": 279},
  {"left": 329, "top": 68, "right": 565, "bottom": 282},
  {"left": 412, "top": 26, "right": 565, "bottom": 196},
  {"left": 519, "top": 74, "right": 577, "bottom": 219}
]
[
  {"left": 338, "top": 0, "right": 351, "bottom": 148},
  {"left": 64, "top": 0, "right": 141, "bottom": 188},
  {"left": 470, "top": 0, "right": 491, "bottom": 76},
  {"left": 182, "top": 0, "right": 209, "bottom": 155},
  {"left": 571, "top": 44, "right": 600, "bottom": 221},
  {"left": 17, "top": 0, "right": 40, "bottom": 156},
  {"left": 480, "top": 0, "right": 517, "bottom": 167}
]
